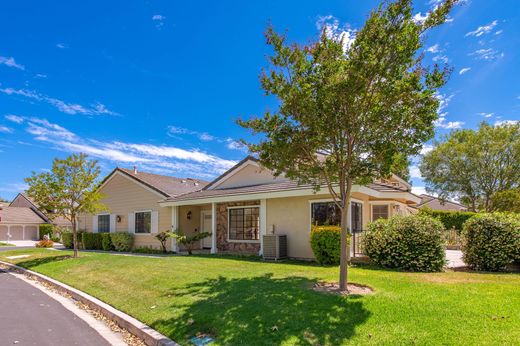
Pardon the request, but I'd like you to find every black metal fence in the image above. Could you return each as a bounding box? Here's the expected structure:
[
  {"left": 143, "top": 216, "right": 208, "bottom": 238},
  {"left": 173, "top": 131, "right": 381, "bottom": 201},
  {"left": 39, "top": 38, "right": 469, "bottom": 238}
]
[{"left": 351, "top": 230, "right": 365, "bottom": 257}]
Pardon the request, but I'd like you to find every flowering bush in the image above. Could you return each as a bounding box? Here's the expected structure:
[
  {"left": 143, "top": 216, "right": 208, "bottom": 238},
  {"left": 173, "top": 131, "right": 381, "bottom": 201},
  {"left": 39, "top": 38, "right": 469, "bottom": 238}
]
[
  {"left": 363, "top": 215, "right": 446, "bottom": 272},
  {"left": 35, "top": 239, "right": 54, "bottom": 248}
]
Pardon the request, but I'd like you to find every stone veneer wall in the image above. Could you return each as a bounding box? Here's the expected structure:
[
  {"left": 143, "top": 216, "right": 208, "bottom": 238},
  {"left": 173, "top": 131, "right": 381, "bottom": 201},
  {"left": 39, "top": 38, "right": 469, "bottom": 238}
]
[{"left": 216, "top": 200, "right": 261, "bottom": 254}]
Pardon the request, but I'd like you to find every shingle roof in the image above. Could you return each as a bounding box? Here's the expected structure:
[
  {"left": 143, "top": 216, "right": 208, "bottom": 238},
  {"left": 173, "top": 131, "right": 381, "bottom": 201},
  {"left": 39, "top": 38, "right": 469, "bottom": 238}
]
[
  {"left": 116, "top": 168, "right": 208, "bottom": 197},
  {"left": 0, "top": 206, "right": 47, "bottom": 224},
  {"left": 416, "top": 194, "right": 468, "bottom": 211},
  {"left": 166, "top": 179, "right": 409, "bottom": 202}
]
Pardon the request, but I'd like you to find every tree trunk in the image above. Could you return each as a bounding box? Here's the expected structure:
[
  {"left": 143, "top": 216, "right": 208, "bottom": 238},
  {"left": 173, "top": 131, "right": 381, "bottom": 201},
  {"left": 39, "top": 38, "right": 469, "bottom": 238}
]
[
  {"left": 72, "top": 217, "right": 78, "bottom": 258},
  {"left": 339, "top": 180, "right": 352, "bottom": 292}
]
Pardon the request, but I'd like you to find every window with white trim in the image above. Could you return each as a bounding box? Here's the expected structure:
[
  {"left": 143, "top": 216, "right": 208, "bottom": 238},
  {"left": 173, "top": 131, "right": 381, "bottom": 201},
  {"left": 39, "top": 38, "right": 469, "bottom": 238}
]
[
  {"left": 98, "top": 214, "right": 110, "bottom": 233},
  {"left": 229, "top": 207, "right": 259, "bottom": 241},
  {"left": 135, "top": 211, "right": 151, "bottom": 233},
  {"left": 311, "top": 202, "right": 341, "bottom": 226},
  {"left": 372, "top": 205, "right": 389, "bottom": 221}
]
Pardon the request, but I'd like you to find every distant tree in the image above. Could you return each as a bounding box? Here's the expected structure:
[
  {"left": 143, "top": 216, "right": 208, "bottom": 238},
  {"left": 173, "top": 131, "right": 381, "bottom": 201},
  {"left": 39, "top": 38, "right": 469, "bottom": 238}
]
[
  {"left": 420, "top": 123, "right": 520, "bottom": 211},
  {"left": 239, "top": 0, "right": 456, "bottom": 291},
  {"left": 0, "top": 196, "right": 9, "bottom": 203},
  {"left": 490, "top": 189, "right": 520, "bottom": 213},
  {"left": 25, "top": 153, "right": 106, "bottom": 257}
]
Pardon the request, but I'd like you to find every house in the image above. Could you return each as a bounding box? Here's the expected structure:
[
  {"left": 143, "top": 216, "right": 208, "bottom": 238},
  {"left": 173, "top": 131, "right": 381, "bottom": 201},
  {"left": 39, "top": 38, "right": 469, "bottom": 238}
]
[
  {"left": 415, "top": 194, "right": 468, "bottom": 211},
  {"left": 10, "top": 193, "right": 73, "bottom": 230},
  {"left": 77, "top": 167, "right": 208, "bottom": 250},
  {"left": 83, "top": 156, "right": 420, "bottom": 258},
  {"left": 0, "top": 202, "right": 47, "bottom": 241}
]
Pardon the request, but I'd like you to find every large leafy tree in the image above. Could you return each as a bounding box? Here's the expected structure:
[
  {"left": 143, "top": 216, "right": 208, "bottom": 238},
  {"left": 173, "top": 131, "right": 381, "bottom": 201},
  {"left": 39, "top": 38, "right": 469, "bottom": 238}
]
[
  {"left": 420, "top": 122, "right": 520, "bottom": 211},
  {"left": 25, "top": 153, "right": 106, "bottom": 257},
  {"left": 239, "top": 0, "right": 456, "bottom": 291}
]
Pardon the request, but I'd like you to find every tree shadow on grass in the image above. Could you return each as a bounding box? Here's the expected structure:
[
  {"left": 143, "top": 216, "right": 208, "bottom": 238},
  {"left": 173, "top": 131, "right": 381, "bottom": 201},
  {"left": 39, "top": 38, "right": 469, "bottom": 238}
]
[
  {"left": 14, "top": 255, "right": 72, "bottom": 269},
  {"left": 152, "top": 274, "right": 371, "bottom": 345}
]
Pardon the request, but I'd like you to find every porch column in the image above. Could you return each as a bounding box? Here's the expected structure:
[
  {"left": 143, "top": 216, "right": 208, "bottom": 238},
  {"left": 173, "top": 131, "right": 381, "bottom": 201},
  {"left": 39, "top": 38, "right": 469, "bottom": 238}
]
[
  {"left": 259, "top": 199, "right": 267, "bottom": 256},
  {"left": 211, "top": 202, "right": 217, "bottom": 254},
  {"left": 171, "top": 206, "right": 179, "bottom": 252}
]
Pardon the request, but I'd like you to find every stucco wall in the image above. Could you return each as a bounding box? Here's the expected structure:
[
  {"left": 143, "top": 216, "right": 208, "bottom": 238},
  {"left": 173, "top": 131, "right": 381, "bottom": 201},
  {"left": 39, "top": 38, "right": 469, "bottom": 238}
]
[
  {"left": 78, "top": 173, "right": 172, "bottom": 251},
  {"left": 216, "top": 164, "right": 288, "bottom": 189}
]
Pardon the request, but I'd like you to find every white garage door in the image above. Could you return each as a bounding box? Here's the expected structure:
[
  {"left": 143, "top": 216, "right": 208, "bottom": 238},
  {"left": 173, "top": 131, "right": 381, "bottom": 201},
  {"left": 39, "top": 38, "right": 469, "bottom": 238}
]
[
  {"left": 9, "top": 226, "right": 23, "bottom": 240},
  {"left": 24, "top": 226, "right": 38, "bottom": 240},
  {"left": 0, "top": 226, "right": 8, "bottom": 242},
  {"left": 0, "top": 225, "right": 39, "bottom": 241}
]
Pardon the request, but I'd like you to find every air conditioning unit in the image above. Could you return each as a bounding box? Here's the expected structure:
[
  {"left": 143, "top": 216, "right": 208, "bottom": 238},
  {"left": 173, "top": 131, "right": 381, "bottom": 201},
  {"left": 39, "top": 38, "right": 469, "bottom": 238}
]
[{"left": 263, "top": 234, "right": 287, "bottom": 260}]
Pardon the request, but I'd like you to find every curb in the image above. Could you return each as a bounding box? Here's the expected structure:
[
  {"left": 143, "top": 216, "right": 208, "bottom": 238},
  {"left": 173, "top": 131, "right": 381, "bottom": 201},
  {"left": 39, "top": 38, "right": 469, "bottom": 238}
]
[{"left": 0, "top": 260, "right": 179, "bottom": 346}]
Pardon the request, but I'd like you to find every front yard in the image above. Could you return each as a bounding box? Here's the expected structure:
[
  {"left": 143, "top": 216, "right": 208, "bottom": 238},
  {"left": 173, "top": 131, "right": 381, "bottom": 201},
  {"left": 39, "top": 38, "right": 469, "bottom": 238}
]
[{"left": 1, "top": 249, "right": 519, "bottom": 345}]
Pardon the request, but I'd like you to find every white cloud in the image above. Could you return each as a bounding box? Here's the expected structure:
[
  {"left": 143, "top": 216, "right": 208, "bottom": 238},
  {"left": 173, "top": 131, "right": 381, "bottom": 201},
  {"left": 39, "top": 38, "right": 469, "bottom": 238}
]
[
  {"left": 411, "top": 186, "right": 428, "bottom": 196},
  {"left": 412, "top": 12, "right": 428, "bottom": 24},
  {"left": 465, "top": 20, "right": 498, "bottom": 37},
  {"left": 152, "top": 14, "right": 165, "bottom": 28},
  {"left": 470, "top": 48, "right": 504, "bottom": 61},
  {"left": 436, "top": 93, "right": 454, "bottom": 114},
  {"left": 316, "top": 15, "right": 356, "bottom": 52},
  {"left": 478, "top": 112, "right": 494, "bottom": 118},
  {"left": 0, "top": 87, "right": 118, "bottom": 116},
  {"left": 494, "top": 120, "right": 519, "bottom": 126},
  {"left": 4, "top": 114, "right": 24, "bottom": 124},
  {"left": 495, "top": 30, "right": 503, "bottom": 35},
  {"left": 0, "top": 56, "right": 25, "bottom": 70},
  {"left": 56, "top": 43, "right": 66, "bottom": 49},
  {"left": 34, "top": 73, "right": 47, "bottom": 79},
  {"left": 0, "top": 125, "right": 13, "bottom": 133},
  {"left": 198, "top": 133, "right": 215, "bottom": 141},
  {"left": 420, "top": 144, "right": 434, "bottom": 155},
  {"left": 166, "top": 125, "right": 246, "bottom": 152},
  {"left": 426, "top": 44, "right": 441, "bottom": 53},
  {"left": 459, "top": 67, "right": 471, "bottom": 75},
  {"left": 435, "top": 114, "right": 464, "bottom": 129},
  {"left": 410, "top": 166, "right": 422, "bottom": 179},
  {"left": 433, "top": 55, "right": 449, "bottom": 64}
]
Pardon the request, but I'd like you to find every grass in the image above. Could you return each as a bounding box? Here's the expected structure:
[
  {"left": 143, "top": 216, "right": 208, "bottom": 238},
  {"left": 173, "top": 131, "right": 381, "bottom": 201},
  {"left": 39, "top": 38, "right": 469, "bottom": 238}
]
[
  {"left": 0, "top": 242, "right": 13, "bottom": 246},
  {"left": 1, "top": 249, "right": 519, "bottom": 345}
]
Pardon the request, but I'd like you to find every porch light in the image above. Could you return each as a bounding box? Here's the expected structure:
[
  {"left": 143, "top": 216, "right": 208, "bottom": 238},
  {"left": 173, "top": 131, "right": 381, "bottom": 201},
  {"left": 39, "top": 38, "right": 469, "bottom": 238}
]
[
  {"left": 187, "top": 210, "right": 192, "bottom": 220},
  {"left": 116, "top": 215, "right": 122, "bottom": 223}
]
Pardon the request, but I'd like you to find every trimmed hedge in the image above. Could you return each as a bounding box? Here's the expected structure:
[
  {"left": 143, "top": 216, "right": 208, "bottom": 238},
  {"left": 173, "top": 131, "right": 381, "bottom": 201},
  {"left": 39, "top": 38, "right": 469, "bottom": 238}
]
[
  {"left": 363, "top": 215, "right": 446, "bottom": 272},
  {"left": 61, "top": 231, "right": 84, "bottom": 249},
  {"left": 82, "top": 233, "right": 103, "bottom": 250},
  {"left": 419, "top": 208, "right": 476, "bottom": 231},
  {"left": 310, "top": 226, "right": 348, "bottom": 265},
  {"left": 101, "top": 233, "right": 114, "bottom": 251},
  {"left": 110, "top": 233, "right": 134, "bottom": 252},
  {"left": 39, "top": 224, "right": 54, "bottom": 240},
  {"left": 461, "top": 213, "right": 520, "bottom": 271}
]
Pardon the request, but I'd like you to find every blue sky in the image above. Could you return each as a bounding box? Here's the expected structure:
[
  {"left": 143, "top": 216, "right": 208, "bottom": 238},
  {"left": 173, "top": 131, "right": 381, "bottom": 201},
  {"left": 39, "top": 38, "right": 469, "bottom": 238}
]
[{"left": 0, "top": 0, "right": 519, "bottom": 200}]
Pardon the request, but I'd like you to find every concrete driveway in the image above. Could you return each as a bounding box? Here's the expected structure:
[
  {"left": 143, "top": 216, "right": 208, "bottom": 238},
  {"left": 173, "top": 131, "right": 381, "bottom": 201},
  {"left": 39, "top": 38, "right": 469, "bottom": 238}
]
[{"left": 0, "top": 269, "right": 119, "bottom": 345}]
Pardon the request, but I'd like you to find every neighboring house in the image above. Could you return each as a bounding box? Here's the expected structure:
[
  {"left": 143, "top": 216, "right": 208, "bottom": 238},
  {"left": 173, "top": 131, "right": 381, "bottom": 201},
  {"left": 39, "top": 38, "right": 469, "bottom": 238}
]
[
  {"left": 0, "top": 203, "right": 47, "bottom": 241},
  {"left": 415, "top": 194, "right": 468, "bottom": 211},
  {"left": 78, "top": 167, "right": 208, "bottom": 250},
  {"left": 10, "top": 192, "right": 73, "bottom": 229},
  {"left": 82, "top": 157, "right": 420, "bottom": 258}
]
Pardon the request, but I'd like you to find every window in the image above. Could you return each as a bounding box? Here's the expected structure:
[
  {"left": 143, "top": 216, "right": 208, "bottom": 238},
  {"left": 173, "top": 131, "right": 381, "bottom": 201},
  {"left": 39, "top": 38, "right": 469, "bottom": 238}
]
[
  {"left": 372, "top": 205, "right": 389, "bottom": 221},
  {"left": 135, "top": 211, "right": 151, "bottom": 233},
  {"left": 311, "top": 202, "right": 341, "bottom": 226},
  {"left": 98, "top": 214, "right": 110, "bottom": 233},
  {"left": 228, "top": 207, "right": 259, "bottom": 241},
  {"left": 311, "top": 201, "right": 363, "bottom": 231}
]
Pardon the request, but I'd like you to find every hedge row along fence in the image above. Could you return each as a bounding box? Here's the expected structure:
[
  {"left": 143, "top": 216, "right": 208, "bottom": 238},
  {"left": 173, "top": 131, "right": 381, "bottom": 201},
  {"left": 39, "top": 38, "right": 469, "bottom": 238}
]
[
  {"left": 61, "top": 232, "right": 134, "bottom": 252},
  {"left": 418, "top": 208, "right": 476, "bottom": 231}
]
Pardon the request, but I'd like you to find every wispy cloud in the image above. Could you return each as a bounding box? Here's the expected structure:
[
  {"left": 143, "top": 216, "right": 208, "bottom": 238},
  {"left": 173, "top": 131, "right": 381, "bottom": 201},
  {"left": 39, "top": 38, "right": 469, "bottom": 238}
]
[
  {"left": 4, "top": 114, "right": 24, "bottom": 124},
  {"left": 0, "top": 87, "right": 118, "bottom": 116},
  {"left": 0, "top": 56, "right": 25, "bottom": 70},
  {"left": 411, "top": 186, "right": 428, "bottom": 196},
  {"left": 459, "top": 67, "right": 471, "bottom": 75},
  {"left": 410, "top": 166, "right": 422, "bottom": 179},
  {"left": 12, "top": 117, "right": 237, "bottom": 179},
  {"left": 435, "top": 119, "right": 464, "bottom": 129},
  {"left": 412, "top": 12, "right": 428, "bottom": 24},
  {"left": 432, "top": 55, "right": 449, "bottom": 64},
  {"left": 167, "top": 125, "right": 246, "bottom": 152},
  {"left": 426, "top": 44, "right": 441, "bottom": 54},
  {"left": 152, "top": 14, "right": 165, "bottom": 28},
  {"left": 316, "top": 15, "right": 356, "bottom": 52},
  {"left": 420, "top": 144, "right": 434, "bottom": 156},
  {"left": 470, "top": 48, "right": 504, "bottom": 61},
  {"left": 465, "top": 20, "right": 498, "bottom": 37},
  {"left": 56, "top": 43, "right": 66, "bottom": 49},
  {"left": 478, "top": 112, "right": 494, "bottom": 118},
  {"left": 0, "top": 125, "right": 13, "bottom": 133}
]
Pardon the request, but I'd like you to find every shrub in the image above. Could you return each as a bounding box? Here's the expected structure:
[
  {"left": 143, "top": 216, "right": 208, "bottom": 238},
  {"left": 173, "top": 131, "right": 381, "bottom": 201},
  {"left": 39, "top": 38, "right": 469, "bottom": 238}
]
[
  {"left": 419, "top": 208, "right": 476, "bottom": 231},
  {"left": 363, "top": 215, "right": 446, "bottom": 272},
  {"left": 100, "top": 233, "right": 114, "bottom": 251},
  {"left": 310, "top": 226, "right": 345, "bottom": 265},
  {"left": 110, "top": 233, "right": 134, "bottom": 252},
  {"left": 60, "top": 231, "right": 84, "bottom": 249},
  {"left": 461, "top": 213, "right": 520, "bottom": 271},
  {"left": 133, "top": 247, "right": 168, "bottom": 254},
  {"left": 82, "top": 233, "right": 103, "bottom": 250},
  {"left": 39, "top": 224, "right": 54, "bottom": 240},
  {"left": 35, "top": 239, "right": 54, "bottom": 248}
]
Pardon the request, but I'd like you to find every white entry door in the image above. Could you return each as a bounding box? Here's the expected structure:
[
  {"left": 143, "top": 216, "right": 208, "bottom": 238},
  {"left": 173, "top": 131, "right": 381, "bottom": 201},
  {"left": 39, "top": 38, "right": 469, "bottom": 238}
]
[{"left": 201, "top": 211, "right": 212, "bottom": 249}]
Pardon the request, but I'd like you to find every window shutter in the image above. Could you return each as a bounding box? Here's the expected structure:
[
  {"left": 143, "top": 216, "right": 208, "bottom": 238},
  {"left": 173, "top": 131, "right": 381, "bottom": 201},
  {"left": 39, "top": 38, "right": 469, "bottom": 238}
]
[
  {"left": 151, "top": 211, "right": 159, "bottom": 234},
  {"left": 92, "top": 215, "right": 98, "bottom": 233},
  {"left": 128, "top": 213, "right": 135, "bottom": 233},
  {"left": 109, "top": 214, "right": 117, "bottom": 233}
]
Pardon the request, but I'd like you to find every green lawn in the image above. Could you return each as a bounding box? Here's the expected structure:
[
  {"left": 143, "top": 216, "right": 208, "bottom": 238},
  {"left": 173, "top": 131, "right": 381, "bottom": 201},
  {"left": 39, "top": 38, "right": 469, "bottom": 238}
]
[
  {"left": 0, "top": 242, "right": 13, "bottom": 246},
  {"left": 1, "top": 249, "right": 519, "bottom": 345}
]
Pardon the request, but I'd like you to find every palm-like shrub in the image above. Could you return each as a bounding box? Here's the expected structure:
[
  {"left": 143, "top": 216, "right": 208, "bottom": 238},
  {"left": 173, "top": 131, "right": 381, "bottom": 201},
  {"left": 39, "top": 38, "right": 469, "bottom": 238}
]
[
  {"left": 461, "top": 213, "right": 520, "bottom": 271},
  {"left": 363, "top": 215, "right": 446, "bottom": 272},
  {"left": 171, "top": 229, "right": 210, "bottom": 255}
]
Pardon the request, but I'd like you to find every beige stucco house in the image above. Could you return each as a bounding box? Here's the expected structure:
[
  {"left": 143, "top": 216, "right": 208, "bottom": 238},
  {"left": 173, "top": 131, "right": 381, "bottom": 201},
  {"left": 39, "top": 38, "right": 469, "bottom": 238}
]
[
  {"left": 83, "top": 157, "right": 420, "bottom": 259},
  {"left": 10, "top": 193, "right": 73, "bottom": 230},
  {"left": 0, "top": 203, "right": 47, "bottom": 241}
]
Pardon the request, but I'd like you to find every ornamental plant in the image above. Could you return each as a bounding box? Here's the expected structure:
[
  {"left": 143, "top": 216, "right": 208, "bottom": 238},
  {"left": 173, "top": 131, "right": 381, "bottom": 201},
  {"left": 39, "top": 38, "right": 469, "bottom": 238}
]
[
  {"left": 461, "top": 213, "right": 520, "bottom": 271},
  {"left": 310, "top": 226, "right": 343, "bottom": 265},
  {"left": 363, "top": 215, "right": 446, "bottom": 272},
  {"left": 171, "top": 229, "right": 210, "bottom": 255}
]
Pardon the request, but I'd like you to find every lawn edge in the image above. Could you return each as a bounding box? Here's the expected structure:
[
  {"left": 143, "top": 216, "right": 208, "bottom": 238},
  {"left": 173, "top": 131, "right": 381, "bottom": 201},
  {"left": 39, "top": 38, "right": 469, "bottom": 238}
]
[{"left": 0, "top": 260, "right": 179, "bottom": 346}]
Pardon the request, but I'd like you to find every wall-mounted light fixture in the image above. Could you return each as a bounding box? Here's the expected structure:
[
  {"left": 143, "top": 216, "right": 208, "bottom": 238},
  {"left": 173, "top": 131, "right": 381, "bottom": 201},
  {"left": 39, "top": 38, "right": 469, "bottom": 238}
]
[
  {"left": 187, "top": 211, "right": 192, "bottom": 220},
  {"left": 116, "top": 215, "right": 122, "bottom": 223}
]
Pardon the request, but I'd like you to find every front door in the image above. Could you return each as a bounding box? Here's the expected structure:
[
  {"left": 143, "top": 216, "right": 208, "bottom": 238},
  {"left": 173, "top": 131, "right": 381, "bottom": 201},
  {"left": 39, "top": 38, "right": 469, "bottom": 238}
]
[{"left": 201, "top": 211, "right": 212, "bottom": 249}]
